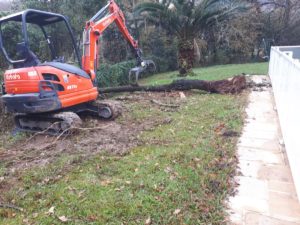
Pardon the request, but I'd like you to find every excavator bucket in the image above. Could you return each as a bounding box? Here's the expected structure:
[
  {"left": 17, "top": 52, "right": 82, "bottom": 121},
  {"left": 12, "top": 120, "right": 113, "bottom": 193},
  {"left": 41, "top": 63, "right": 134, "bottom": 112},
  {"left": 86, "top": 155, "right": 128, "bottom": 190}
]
[{"left": 128, "top": 60, "right": 156, "bottom": 84}]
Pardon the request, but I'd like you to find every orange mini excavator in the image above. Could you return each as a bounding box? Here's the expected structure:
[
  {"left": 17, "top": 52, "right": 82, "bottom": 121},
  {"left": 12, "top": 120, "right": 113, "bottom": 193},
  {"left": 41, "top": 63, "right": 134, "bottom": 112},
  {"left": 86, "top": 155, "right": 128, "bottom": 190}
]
[{"left": 0, "top": 0, "right": 155, "bottom": 134}]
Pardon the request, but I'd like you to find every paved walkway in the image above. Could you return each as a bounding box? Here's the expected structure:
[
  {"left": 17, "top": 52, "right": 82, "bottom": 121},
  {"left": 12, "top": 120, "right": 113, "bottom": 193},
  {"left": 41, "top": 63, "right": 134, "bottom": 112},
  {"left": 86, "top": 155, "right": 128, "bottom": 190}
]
[{"left": 228, "top": 76, "right": 300, "bottom": 225}]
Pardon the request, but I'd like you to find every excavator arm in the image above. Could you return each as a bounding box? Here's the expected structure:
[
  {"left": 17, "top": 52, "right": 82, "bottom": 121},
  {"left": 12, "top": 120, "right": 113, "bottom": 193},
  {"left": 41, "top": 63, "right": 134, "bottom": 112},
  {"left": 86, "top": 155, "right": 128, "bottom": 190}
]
[{"left": 82, "top": 0, "right": 153, "bottom": 82}]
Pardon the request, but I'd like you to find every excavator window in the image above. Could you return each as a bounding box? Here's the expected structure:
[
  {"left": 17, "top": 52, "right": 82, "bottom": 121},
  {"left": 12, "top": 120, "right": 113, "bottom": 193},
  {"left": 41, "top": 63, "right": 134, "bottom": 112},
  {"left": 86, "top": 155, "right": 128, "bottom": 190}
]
[
  {"left": 1, "top": 21, "right": 24, "bottom": 61},
  {"left": 42, "top": 73, "right": 60, "bottom": 82},
  {"left": 26, "top": 23, "right": 52, "bottom": 62},
  {"left": 42, "top": 21, "right": 75, "bottom": 63}
]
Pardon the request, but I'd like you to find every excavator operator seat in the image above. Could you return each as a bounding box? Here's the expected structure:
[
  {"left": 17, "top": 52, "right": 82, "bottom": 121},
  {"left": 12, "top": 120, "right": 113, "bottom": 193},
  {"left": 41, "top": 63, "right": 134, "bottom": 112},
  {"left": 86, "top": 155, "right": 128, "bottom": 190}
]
[{"left": 14, "top": 42, "right": 40, "bottom": 68}]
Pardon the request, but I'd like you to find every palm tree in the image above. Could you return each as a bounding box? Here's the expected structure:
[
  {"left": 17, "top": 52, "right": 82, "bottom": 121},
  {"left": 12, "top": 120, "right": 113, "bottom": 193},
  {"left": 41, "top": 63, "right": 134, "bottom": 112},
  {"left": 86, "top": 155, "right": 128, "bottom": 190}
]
[{"left": 135, "top": 0, "right": 248, "bottom": 76}]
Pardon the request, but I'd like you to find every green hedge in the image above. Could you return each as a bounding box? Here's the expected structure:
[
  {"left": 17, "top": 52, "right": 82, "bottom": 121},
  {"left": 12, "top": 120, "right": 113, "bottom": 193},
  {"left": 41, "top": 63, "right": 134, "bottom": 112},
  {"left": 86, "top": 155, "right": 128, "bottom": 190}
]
[
  {"left": 96, "top": 55, "right": 177, "bottom": 88},
  {"left": 96, "top": 60, "right": 136, "bottom": 88}
]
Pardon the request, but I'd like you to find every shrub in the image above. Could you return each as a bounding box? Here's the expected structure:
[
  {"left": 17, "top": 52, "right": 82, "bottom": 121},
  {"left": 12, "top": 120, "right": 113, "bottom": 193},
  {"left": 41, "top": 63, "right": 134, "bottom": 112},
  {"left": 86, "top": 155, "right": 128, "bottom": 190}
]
[
  {"left": 140, "top": 30, "right": 178, "bottom": 73},
  {"left": 96, "top": 60, "right": 136, "bottom": 88},
  {"left": 148, "top": 55, "right": 169, "bottom": 73}
]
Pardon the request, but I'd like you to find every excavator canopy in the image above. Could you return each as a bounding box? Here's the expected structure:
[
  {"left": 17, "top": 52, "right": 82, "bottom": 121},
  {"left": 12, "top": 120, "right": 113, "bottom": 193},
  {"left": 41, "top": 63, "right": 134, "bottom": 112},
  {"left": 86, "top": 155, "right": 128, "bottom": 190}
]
[
  {"left": 0, "top": 9, "right": 81, "bottom": 68},
  {"left": 0, "top": 9, "right": 65, "bottom": 25}
]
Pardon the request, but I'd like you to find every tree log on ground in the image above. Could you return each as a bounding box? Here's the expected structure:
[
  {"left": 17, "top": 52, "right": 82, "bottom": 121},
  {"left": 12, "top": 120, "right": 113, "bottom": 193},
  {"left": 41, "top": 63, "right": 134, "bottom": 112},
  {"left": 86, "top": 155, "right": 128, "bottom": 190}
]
[{"left": 99, "top": 75, "right": 247, "bottom": 94}]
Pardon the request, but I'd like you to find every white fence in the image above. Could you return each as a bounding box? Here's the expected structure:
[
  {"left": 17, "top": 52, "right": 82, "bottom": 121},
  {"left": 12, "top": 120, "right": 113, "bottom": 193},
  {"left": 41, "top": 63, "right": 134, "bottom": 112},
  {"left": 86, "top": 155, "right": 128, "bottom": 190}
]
[{"left": 269, "top": 46, "right": 300, "bottom": 201}]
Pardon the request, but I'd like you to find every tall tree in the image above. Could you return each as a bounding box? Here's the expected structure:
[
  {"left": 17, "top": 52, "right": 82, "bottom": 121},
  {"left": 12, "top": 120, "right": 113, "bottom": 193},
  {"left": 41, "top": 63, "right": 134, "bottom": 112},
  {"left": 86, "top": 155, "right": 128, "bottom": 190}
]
[
  {"left": 135, "top": 0, "right": 248, "bottom": 76},
  {"left": 213, "top": 5, "right": 262, "bottom": 63},
  {"left": 258, "top": 0, "right": 300, "bottom": 45}
]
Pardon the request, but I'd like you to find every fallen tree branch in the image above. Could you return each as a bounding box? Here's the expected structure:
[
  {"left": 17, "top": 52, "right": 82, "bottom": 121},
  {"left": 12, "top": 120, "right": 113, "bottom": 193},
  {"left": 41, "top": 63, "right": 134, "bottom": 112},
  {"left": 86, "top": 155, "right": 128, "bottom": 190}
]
[
  {"left": 73, "top": 125, "right": 112, "bottom": 131},
  {"left": 26, "top": 122, "right": 60, "bottom": 142},
  {"left": 0, "top": 203, "right": 23, "bottom": 211},
  {"left": 54, "top": 124, "right": 113, "bottom": 143},
  {"left": 151, "top": 99, "right": 180, "bottom": 108},
  {"left": 99, "top": 75, "right": 247, "bottom": 94}
]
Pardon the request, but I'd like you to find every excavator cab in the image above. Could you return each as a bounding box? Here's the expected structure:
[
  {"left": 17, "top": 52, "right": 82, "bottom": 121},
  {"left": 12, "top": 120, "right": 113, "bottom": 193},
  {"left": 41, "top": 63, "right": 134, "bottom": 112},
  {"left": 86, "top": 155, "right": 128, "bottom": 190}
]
[{"left": 0, "top": 9, "right": 81, "bottom": 69}]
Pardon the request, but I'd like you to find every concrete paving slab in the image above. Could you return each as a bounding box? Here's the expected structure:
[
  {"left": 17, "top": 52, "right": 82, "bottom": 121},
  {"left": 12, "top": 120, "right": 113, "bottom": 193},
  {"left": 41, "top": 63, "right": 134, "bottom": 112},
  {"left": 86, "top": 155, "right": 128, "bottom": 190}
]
[
  {"left": 269, "top": 191, "right": 300, "bottom": 222},
  {"left": 243, "top": 122, "right": 279, "bottom": 133},
  {"left": 235, "top": 176, "right": 269, "bottom": 199},
  {"left": 246, "top": 107, "right": 275, "bottom": 115},
  {"left": 245, "top": 212, "right": 300, "bottom": 225},
  {"left": 268, "top": 180, "right": 297, "bottom": 195},
  {"left": 229, "top": 195, "right": 269, "bottom": 215},
  {"left": 238, "top": 147, "right": 283, "bottom": 164},
  {"left": 258, "top": 165, "right": 294, "bottom": 183},
  {"left": 230, "top": 212, "right": 244, "bottom": 225},
  {"left": 245, "top": 115, "right": 278, "bottom": 124},
  {"left": 241, "top": 129, "right": 278, "bottom": 140},
  {"left": 238, "top": 160, "right": 264, "bottom": 178},
  {"left": 228, "top": 76, "right": 300, "bottom": 225},
  {"left": 238, "top": 137, "right": 279, "bottom": 151}
]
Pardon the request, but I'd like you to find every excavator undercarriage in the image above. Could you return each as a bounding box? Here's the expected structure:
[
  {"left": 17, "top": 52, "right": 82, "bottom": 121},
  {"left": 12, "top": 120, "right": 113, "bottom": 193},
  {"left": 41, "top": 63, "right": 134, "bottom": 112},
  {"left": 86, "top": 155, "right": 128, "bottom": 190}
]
[
  {"left": 13, "top": 100, "right": 122, "bottom": 134},
  {"left": 15, "top": 112, "right": 82, "bottom": 135}
]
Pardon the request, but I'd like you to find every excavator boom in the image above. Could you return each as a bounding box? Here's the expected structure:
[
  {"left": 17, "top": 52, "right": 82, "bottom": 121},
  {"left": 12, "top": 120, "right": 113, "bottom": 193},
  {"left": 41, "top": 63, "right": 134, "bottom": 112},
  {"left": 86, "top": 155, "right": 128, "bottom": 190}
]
[{"left": 82, "top": 0, "right": 154, "bottom": 82}]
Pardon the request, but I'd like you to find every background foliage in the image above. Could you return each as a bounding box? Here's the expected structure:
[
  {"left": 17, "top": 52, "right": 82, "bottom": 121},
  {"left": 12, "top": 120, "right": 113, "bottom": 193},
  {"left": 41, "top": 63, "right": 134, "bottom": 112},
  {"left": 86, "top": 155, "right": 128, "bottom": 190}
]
[
  {"left": 0, "top": 0, "right": 300, "bottom": 84},
  {"left": 97, "top": 60, "right": 135, "bottom": 88}
]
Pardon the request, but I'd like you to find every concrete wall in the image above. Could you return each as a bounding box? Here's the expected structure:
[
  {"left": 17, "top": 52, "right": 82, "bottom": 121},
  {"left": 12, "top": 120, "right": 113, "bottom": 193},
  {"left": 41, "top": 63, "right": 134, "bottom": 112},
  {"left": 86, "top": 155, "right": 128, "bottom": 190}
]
[{"left": 269, "top": 46, "right": 300, "bottom": 201}]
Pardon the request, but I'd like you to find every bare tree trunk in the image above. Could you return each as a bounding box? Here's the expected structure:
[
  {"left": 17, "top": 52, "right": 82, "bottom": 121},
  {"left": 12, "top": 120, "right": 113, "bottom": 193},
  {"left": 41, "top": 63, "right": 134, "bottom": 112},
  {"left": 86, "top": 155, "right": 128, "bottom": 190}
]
[
  {"left": 100, "top": 75, "right": 247, "bottom": 94},
  {"left": 178, "top": 38, "right": 195, "bottom": 77},
  {"left": 194, "top": 38, "right": 201, "bottom": 65}
]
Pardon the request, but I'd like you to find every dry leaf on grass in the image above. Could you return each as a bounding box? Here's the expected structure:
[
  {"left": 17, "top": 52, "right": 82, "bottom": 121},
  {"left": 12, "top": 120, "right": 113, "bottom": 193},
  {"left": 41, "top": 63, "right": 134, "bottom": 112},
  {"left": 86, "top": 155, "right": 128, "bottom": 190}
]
[
  {"left": 193, "top": 157, "right": 201, "bottom": 162},
  {"left": 145, "top": 216, "right": 151, "bottom": 224},
  {"left": 173, "top": 209, "right": 181, "bottom": 215},
  {"left": 100, "top": 179, "right": 112, "bottom": 186},
  {"left": 179, "top": 92, "right": 186, "bottom": 99},
  {"left": 58, "top": 215, "right": 69, "bottom": 222},
  {"left": 47, "top": 206, "right": 55, "bottom": 215}
]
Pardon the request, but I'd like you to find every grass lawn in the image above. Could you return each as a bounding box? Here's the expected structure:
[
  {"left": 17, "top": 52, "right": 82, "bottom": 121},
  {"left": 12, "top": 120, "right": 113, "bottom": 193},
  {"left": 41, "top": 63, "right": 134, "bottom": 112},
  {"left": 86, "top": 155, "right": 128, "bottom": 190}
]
[
  {"left": 0, "top": 63, "right": 258, "bottom": 224},
  {"left": 141, "top": 62, "right": 269, "bottom": 85}
]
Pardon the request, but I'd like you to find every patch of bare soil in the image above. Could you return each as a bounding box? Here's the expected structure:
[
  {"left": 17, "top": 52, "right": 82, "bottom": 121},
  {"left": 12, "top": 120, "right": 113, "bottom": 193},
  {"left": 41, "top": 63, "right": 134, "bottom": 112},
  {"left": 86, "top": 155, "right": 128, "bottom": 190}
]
[
  {"left": 0, "top": 99, "right": 13, "bottom": 134},
  {"left": 0, "top": 91, "right": 186, "bottom": 193}
]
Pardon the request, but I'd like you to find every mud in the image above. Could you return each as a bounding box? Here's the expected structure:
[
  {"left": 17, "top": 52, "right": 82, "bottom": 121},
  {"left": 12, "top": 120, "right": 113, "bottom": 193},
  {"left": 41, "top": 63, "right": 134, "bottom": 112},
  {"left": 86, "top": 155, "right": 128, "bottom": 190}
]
[
  {"left": 0, "top": 92, "right": 185, "bottom": 192},
  {"left": 0, "top": 99, "right": 13, "bottom": 134}
]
